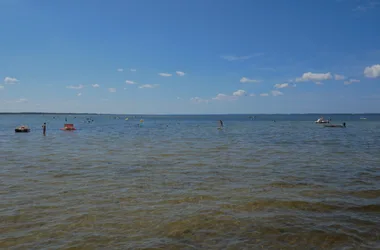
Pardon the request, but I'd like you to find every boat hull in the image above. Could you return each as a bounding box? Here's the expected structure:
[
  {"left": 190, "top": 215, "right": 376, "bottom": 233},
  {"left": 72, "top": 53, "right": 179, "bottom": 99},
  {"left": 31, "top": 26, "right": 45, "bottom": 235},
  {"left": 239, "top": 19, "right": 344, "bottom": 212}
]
[
  {"left": 324, "top": 125, "right": 344, "bottom": 128},
  {"left": 15, "top": 129, "right": 30, "bottom": 133}
]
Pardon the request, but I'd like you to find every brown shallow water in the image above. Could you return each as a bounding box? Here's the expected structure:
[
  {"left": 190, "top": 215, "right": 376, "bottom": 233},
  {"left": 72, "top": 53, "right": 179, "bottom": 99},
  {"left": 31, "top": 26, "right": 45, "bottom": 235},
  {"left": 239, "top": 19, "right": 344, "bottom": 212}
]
[{"left": 1, "top": 114, "right": 380, "bottom": 249}]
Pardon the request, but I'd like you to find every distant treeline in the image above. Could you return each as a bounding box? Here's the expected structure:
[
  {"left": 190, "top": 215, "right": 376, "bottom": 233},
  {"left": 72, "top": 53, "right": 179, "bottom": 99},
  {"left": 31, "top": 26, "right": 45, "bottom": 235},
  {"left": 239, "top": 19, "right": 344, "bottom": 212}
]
[{"left": 0, "top": 112, "right": 99, "bottom": 115}]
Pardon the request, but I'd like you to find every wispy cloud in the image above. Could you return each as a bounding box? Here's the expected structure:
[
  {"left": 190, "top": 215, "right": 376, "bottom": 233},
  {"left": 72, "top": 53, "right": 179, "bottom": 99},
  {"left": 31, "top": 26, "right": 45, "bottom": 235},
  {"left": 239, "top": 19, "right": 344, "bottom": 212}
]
[
  {"left": 15, "top": 98, "right": 28, "bottom": 103},
  {"left": 221, "top": 53, "right": 263, "bottom": 61},
  {"left": 213, "top": 89, "right": 248, "bottom": 101},
  {"left": 240, "top": 77, "right": 261, "bottom": 83},
  {"left": 296, "top": 72, "right": 332, "bottom": 82},
  {"left": 364, "top": 64, "right": 380, "bottom": 78},
  {"left": 274, "top": 83, "right": 290, "bottom": 89},
  {"left": 66, "top": 84, "right": 84, "bottom": 89},
  {"left": 176, "top": 71, "right": 185, "bottom": 76},
  {"left": 0, "top": 85, "right": 4, "bottom": 90},
  {"left": 334, "top": 74, "right": 345, "bottom": 80},
  {"left": 3, "top": 98, "right": 28, "bottom": 104},
  {"left": 353, "top": 1, "right": 379, "bottom": 12},
  {"left": 77, "top": 93, "right": 82, "bottom": 96},
  {"left": 271, "top": 90, "right": 284, "bottom": 96},
  {"left": 212, "top": 93, "right": 236, "bottom": 101},
  {"left": 139, "top": 84, "right": 159, "bottom": 89},
  {"left": 108, "top": 88, "right": 116, "bottom": 93},
  {"left": 260, "top": 93, "right": 269, "bottom": 97},
  {"left": 255, "top": 67, "right": 276, "bottom": 72},
  {"left": 117, "top": 68, "right": 124, "bottom": 72},
  {"left": 344, "top": 79, "right": 360, "bottom": 85},
  {"left": 158, "top": 73, "right": 172, "bottom": 77},
  {"left": 130, "top": 69, "right": 137, "bottom": 72},
  {"left": 232, "top": 89, "right": 247, "bottom": 97},
  {"left": 190, "top": 97, "right": 209, "bottom": 104},
  {"left": 125, "top": 80, "right": 137, "bottom": 84},
  {"left": 4, "top": 77, "right": 19, "bottom": 84},
  {"left": 92, "top": 84, "right": 100, "bottom": 88},
  {"left": 177, "top": 97, "right": 181, "bottom": 100},
  {"left": 249, "top": 93, "right": 256, "bottom": 97},
  {"left": 315, "top": 82, "right": 324, "bottom": 85}
]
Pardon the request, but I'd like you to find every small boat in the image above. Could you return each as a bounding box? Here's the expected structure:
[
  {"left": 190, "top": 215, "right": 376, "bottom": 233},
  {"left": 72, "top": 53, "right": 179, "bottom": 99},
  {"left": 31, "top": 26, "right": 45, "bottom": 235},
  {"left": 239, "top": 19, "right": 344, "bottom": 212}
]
[
  {"left": 315, "top": 117, "right": 330, "bottom": 124},
  {"left": 15, "top": 125, "right": 30, "bottom": 133},
  {"left": 324, "top": 123, "right": 346, "bottom": 128},
  {"left": 60, "top": 124, "right": 76, "bottom": 131}
]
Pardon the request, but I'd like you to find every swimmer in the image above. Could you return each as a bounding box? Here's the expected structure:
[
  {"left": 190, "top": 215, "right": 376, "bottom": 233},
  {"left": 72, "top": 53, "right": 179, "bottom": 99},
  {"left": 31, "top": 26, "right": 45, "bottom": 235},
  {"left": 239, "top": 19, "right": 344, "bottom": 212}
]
[
  {"left": 219, "top": 120, "right": 224, "bottom": 127},
  {"left": 42, "top": 122, "right": 46, "bottom": 135}
]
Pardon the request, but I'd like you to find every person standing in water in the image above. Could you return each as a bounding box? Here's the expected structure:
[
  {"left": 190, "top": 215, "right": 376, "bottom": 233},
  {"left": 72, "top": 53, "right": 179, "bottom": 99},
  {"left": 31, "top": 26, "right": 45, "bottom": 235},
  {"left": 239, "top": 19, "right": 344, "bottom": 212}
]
[
  {"left": 219, "top": 120, "right": 224, "bottom": 128},
  {"left": 42, "top": 122, "right": 46, "bottom": 135}
]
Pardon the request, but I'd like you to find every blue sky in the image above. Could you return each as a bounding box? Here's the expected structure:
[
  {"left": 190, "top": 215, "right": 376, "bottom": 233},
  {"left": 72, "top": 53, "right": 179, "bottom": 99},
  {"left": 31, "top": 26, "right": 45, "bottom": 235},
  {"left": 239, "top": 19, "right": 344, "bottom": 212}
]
[{"left": 1, "top": 0, "right": 380, "bottom": 114}]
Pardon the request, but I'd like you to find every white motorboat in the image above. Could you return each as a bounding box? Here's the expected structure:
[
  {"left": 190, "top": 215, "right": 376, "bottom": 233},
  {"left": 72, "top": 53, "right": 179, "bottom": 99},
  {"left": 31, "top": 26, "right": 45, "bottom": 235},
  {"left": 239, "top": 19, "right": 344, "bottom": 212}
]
[{"left": 315, "top": 117, "right": 330, "bottom": 124}]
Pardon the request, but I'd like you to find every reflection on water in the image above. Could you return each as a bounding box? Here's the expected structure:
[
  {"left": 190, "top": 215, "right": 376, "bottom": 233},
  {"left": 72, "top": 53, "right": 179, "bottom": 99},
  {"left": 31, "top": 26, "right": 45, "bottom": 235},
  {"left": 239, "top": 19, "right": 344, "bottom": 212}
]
[{"left": 1, "top": 114, "right": 380, "bottom": 249}]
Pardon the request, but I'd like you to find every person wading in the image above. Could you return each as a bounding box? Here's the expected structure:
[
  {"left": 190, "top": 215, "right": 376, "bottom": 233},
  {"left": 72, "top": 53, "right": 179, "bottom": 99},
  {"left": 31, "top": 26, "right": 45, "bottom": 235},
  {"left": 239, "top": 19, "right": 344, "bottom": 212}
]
[{"left": 42, "top": 122, "right": 46, "bottom": 135}]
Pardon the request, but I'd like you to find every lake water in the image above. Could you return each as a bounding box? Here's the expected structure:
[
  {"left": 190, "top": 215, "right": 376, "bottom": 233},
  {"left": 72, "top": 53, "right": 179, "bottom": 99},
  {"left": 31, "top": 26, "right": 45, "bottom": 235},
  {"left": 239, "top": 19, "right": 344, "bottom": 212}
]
[{"left": 1, "top": 114, "right": 380, "bottom": 249}]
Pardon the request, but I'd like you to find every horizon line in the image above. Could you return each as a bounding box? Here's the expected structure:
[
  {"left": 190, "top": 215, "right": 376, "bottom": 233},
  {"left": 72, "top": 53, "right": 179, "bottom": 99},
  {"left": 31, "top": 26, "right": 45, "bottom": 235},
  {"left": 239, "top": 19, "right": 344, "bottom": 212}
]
[{"left": 0, "top": 112, "right": 379, "bottom": 116}]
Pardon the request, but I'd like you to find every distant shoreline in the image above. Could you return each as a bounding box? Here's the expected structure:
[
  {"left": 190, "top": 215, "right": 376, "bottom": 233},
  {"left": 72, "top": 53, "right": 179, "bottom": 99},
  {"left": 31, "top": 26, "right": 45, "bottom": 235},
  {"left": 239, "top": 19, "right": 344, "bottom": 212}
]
[{"left": 0, "top": 112, "right": 379, "bottom": 116}]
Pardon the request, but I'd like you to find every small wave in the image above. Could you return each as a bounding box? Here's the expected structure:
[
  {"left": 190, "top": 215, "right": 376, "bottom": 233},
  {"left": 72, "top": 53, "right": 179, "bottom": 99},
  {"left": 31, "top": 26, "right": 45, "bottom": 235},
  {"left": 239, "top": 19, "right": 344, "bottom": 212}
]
[
  {"left": 221, "top": 199, "right": 341, "bottom": 213},
  {"left": 348, "top": 189, "right": 380, "bottom": 199},
  {"left": 268, "top": 181, "right": 322, "bottom": 189}
]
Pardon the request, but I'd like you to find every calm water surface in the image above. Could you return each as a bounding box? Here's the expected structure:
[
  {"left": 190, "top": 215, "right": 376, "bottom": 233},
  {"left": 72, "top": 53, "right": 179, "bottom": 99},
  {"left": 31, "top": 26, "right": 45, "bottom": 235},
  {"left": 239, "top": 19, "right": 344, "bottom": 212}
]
[{"left": 1, "top": 114, "right": 380, "bottom": 249}]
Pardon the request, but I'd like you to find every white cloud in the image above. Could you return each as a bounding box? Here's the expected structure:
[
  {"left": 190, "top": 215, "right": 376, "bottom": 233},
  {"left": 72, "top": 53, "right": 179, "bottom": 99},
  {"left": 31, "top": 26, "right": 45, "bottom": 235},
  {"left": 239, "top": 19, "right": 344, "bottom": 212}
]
[
  {"left": 232, "top": 89, "right": 247, "bottom": 97},
  {"left": 125, "top": 80, "right": 137, "bottom": 84},
  {"left": 4, "top": 77, "right": 19, "bottom": 84},
  {"left": 249, "top": 93, "right": 256, "bottom": 97},
  {"left": 190, "top": 97, "right": 209, "bottom": 103},
  {"left": 158, "top": 73, "right": 172, "bottom": 77},
  {"left": 240, "top": 77, "right": 261, "bottom": 83},
  {"left": 260, "top": 93, "right": 269, "bottom": 97},
  {"left": 315, "top": 82, "right": 323, "bottom": 85},
  {"left": 108, "top": 88, "right": 116, "bottom": 93},
  {"left": 130, "top": 69, "right": 137, "bottom": 72},
  {"left": 364, "top": 64, "right": 380, "bottom": 78},
  {"left": 344, "top": 79, "right": 360, "bottom": 85},
  {"left": 296, "top": 72, "right": 332, "bottom": 82},
  {"left": 117, "top": 68, "right": 124, "bottom": 72},
  {"left": 0, "top": 85, "right": 4, "bottom": 90},
  {"left": 92, "top": 84, "right": 100, "bottom": 88},
  {"left": 176, "top": 71, "right": 185, "bottom": 76},
  {"left": 271, "top": 90, "right": 284, "bottom": 96},
  {"left": 77, "top": 93, "right": 82, "bottom": 96},
  {"left": 139, "top": 84, "right": 159, "bottom": 89},
  {"left": 274, "top": 83, "right": 289, "bottom": 89},
  {"left": 66, "top": 84, "right": 84, "bottom": 89},
  {"left": 334, "top": 74, "right": 345, "bottom": 80}
]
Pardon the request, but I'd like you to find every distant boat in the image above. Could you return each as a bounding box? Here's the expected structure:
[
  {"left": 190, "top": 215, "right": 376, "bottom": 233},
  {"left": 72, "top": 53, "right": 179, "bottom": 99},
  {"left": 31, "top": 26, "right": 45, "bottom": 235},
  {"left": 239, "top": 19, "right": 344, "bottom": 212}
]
[
  {"left": 315, "top": 117, "right": 330, "bottom": 124},
  {"left": 360, "top": 117, "right": 367, "bottom": 120},
  {"left": 15, "top": 125, "right": 30, "bottom": 133},
  {"left": 60, "top": 124, "right": 76, "bottom": 131}
]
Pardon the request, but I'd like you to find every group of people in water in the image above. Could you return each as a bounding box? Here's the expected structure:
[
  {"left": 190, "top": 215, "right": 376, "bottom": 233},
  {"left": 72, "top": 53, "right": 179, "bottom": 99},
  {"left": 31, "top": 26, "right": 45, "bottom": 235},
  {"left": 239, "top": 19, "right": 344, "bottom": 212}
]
[{"left": 18, "top": 116, "right": 348, "bottom": 135}]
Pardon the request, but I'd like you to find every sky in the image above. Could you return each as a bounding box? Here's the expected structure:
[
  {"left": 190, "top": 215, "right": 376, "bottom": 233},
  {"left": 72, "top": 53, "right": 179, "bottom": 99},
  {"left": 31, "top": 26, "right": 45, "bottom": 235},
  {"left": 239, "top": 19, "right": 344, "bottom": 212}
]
[{"left": 0, "top": 0, "right": 380, "bottom": 114}]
